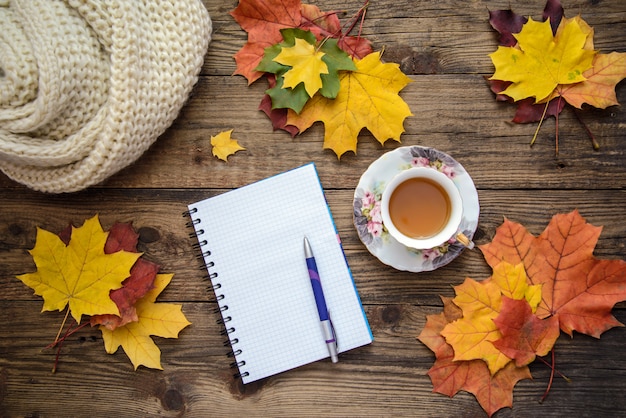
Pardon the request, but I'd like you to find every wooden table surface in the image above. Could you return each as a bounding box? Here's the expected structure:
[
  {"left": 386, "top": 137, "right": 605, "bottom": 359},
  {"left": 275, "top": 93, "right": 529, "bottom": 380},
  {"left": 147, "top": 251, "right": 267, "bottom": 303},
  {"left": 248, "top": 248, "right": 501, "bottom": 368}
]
[{"left": 1, "top": 0, "right": 625, "bottom": 416}]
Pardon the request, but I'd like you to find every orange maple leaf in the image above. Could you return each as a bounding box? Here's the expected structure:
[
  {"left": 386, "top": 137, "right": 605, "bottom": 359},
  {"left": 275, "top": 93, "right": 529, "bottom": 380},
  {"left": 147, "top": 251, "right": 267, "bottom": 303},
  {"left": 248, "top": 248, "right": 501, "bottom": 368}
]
[
  {"left": 480, "top": 210, "right": 626, "bottom": 338},
  {"left": 418, "top": 297, "right": 532, "bottom": 417},
  {"left": 231, "top": 0, "right": 302, "bottom": 83},
  {"left": 556, "top": 52, "right": 626, "bottom": 109}
]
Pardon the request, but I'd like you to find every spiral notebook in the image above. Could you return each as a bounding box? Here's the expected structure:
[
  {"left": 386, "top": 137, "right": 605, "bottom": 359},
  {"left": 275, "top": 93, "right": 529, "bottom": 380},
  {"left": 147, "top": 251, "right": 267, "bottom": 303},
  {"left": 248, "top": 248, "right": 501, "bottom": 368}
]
[{"left": 187, "top": 163, "right": 373, "bottom": 383}]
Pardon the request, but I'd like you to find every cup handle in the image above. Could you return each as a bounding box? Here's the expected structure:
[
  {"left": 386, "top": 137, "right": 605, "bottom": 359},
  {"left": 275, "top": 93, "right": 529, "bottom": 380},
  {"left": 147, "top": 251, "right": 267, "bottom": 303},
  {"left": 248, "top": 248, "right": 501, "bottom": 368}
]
[{"left": 455, "top": 232, "right": 475, "bottom": 249}]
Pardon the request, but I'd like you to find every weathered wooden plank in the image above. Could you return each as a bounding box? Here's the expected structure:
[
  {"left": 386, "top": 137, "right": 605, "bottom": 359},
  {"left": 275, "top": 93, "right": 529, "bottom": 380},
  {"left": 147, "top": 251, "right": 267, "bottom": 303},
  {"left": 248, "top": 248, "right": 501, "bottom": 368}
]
[
  {"left": 1, "top": 301, "right": 625, "bottom": 416},
  {"left": 2, "top": 189, "right": 625, "bottom": 305},
  {"left": 201, "top": 0, "right": 626, "bottom": 76},
  {"left": 2, "top": 1, "right": 626, "bottom": 416},
  {"left": 3, "top": 72, "right": 622, "bottom": 191}
]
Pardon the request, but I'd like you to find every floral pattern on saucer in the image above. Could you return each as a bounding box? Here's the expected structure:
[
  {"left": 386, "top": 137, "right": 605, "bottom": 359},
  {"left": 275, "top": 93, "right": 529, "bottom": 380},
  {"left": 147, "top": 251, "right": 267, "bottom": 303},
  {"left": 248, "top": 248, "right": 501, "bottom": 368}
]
[{"left": 353, "top": 146, "right": 480, "bottom": 272}]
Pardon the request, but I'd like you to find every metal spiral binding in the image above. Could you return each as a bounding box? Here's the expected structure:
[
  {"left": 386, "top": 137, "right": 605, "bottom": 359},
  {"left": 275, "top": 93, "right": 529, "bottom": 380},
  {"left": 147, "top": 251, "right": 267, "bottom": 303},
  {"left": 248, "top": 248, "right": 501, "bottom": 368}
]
[{"left": 184, "top": 207, "right": 246, "bottom": 381}]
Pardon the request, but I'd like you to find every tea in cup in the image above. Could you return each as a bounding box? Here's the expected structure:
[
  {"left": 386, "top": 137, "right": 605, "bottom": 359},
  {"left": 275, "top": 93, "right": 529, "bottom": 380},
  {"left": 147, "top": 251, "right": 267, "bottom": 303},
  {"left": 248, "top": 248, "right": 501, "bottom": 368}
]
[{"left": 381, "top": 167, "right": 473, "bottom": 250}]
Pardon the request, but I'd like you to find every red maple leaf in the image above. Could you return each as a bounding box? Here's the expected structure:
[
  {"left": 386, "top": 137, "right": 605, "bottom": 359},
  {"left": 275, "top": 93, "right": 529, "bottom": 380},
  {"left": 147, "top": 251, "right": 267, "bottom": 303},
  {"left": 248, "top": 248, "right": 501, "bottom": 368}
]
[
  {"left": 480, "top": 210, "right": 626, "bottom": 338},
  {"left": 91, "top": 222, "right": 158, "bottom": 330},
  {"left": 492, "top": 297, "right": 560, "bottom": 367}
]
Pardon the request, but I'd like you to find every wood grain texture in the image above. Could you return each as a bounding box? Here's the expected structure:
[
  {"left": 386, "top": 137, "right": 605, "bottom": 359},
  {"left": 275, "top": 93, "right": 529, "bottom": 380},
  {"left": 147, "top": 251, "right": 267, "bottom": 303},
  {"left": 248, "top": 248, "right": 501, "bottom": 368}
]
[{"left": 1, "top": 0, "right": 626, "bottom": 416}]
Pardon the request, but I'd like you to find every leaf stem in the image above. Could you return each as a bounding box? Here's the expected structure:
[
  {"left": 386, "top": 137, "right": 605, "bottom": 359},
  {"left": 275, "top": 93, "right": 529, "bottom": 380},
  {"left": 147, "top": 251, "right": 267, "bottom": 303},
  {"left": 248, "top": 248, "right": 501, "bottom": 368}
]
[
  {"left": 54, "top": 307, "right": 71, "bottom": 344},
  {"left": 540, "top": 348, "right": 556, "bottom": 403},
  {"left": 342, "top": 0, "right": 369, "bottom": 38},
  {"left": 530, "top": 101, "right": 550, "bottom": 148},
  {"left": 46, "top": 321, "right": 90, "bottom": 350},
  {"left": 538, "top": 348, "right": 571, "bottom": 404},
  {"left": 573, "top": 108, "right": 600, "bottom": 150},
  {"left": 555, "top": 96, "right": 562, "bottom": 156}
]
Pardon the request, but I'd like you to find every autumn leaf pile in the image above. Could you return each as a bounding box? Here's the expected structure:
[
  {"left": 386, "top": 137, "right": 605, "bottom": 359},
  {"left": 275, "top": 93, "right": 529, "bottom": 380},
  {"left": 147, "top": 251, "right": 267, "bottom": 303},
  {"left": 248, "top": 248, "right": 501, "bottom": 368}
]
[
  {"left": 230, "top": 0, "right": 412, "bottom": 158},
  {"left": 17, "top": 215, "right": 190, "bottom": 371},
  {"left": 487, "top": 0, "right": 626, "bottom": 152},
  {"left": 418, "top": 210, "right": 626, "bottom": 416}
]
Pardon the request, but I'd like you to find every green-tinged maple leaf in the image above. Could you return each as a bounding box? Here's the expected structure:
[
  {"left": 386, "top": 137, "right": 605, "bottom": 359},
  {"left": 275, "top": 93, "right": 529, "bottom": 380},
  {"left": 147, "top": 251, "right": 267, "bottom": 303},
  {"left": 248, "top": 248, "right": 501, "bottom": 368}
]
[
  {"left": 287, "top": 51, "right": 413, "bottom": 158},
  {"left": 258, "top": 28, "right": 357, "bottom": 113},
  {"left": 100, "top": 274, "right": 191, "bottom": 370},
  {"left": 489, "top": 17, "right": 595, "bottom": 103},
  {"left": 17, "top": 215, "right": 140, "bottom": 324},
  {"left": 231, "top": 0, "right": 372, "bottom": 83}
]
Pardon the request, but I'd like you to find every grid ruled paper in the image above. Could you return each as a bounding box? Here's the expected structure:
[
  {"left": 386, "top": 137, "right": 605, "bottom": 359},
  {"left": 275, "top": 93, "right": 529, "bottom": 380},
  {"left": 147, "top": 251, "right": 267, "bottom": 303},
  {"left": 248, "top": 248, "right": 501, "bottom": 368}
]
[{"left": 188, "top": 164, "right": 373, "bottom": 384}]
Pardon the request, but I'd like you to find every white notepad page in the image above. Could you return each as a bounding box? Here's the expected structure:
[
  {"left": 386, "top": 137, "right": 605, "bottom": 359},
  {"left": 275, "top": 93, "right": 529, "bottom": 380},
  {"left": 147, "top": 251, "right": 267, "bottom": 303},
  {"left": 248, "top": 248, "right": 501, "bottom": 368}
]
[{"left": 188, "top": 163, "right": 373, "bottom": 383}]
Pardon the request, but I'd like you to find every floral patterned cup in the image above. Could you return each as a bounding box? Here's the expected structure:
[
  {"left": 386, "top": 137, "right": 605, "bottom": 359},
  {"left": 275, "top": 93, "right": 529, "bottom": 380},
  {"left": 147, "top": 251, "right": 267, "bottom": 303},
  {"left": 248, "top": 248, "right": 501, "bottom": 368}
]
[{"left": 381, "top": 167, "right": 473, "bottom": 250}]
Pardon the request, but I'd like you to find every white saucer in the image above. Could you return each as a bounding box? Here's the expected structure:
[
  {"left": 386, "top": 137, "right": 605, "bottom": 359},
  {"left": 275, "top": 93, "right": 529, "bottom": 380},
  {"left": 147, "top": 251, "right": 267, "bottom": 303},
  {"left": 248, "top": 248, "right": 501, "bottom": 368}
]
[{"left": 353, "top": 146, "right": 480, "bottom": 272}]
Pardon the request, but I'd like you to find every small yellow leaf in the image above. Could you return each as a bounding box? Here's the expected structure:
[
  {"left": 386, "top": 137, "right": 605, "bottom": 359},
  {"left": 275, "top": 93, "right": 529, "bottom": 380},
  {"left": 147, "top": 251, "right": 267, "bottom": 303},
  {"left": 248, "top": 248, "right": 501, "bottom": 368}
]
[
  {"left": 100, "top": 274, "right": 191, "bottom": 370},
  {"left": 274, "top": 37, "right": 329, "bottom": 97},
  {"left": 211, "top": 129, "right": 245, "bottom": 161},
  {"left": 17, "top": 215, "right": 140, "bottom": 323}
]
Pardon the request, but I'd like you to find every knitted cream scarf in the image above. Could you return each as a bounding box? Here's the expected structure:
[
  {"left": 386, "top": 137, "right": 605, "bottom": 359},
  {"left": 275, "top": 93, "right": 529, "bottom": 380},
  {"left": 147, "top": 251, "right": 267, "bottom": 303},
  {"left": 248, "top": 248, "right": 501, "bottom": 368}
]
[{"left": 0, "top": 0, "right": 212, "bottom": 193}]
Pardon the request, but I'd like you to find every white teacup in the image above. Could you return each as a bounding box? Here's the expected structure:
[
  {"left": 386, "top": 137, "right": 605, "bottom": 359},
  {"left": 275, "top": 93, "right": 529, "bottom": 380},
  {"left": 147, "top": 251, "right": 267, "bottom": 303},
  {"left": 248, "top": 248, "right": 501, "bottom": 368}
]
[{"left": 381, "top": 167, "right": 473, "bottom": 250}]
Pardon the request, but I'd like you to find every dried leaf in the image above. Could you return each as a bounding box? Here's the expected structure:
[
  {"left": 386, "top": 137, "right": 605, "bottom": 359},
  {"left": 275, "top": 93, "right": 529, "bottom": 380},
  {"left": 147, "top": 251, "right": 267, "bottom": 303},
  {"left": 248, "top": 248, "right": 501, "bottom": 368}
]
[
  {"left": 231, "top": 0, "right": 302, "bottom": 83},
  {"left": 17, "top": 215, "right": 140, "bottom": 323},
  {"left": 480, "top": 210, "right": 626, "bottom": 338},
  {"left": 441, "top": 262, "right": 539, "bottom": 375},
  {"left": 418, "top": 298, "right": 532, "bottom": 417},
  {"left": 211, "top": 130, "right": 246, "bottom": 162}
]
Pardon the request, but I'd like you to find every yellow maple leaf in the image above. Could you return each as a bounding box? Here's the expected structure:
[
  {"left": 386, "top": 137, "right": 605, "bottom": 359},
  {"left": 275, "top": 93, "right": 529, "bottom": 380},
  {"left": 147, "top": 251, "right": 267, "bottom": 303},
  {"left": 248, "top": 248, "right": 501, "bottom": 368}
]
[
  {"left": 441, "top": 262, "right": 540, "bottom": 375},
  {"left": 211, "top": 129, "right": 245, "bottom": 161},
  {"left": 17, "top": 215, "right": 140, "bottom": 324},
  {"left": 489, "top": 17, "right": 596, "bottom": 103},
  {"left": 489, "top": 262, "right": 542, "bottom": 310},
  {"left": 286, "top": 51, "right": 413, "bottom": 158},
  {"left": 274, "top": 37, "right": 329, "bottom": 97},
  {"left": 100, "top": 273, "right": 191, "bottom": 370}
]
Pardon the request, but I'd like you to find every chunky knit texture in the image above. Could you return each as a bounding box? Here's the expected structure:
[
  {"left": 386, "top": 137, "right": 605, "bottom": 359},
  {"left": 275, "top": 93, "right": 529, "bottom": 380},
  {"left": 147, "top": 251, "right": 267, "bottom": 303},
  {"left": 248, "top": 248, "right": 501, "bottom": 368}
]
[{"left": 0, "top": 0, "right": 212, "bottom": 192}]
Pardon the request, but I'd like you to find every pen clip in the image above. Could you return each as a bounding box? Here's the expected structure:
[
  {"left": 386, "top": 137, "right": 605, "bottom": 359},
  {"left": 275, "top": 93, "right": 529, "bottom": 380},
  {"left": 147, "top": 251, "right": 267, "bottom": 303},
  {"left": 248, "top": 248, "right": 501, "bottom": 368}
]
[{"left": 328, "top": 310, "right": 338, "bottom": 349}]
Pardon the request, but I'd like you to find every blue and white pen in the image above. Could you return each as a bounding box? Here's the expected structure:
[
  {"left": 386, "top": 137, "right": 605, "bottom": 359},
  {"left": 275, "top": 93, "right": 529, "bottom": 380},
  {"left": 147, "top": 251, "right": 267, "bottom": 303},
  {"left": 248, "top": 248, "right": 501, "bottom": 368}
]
[{"left": 303, "top": 236, "right": 339, "bottom": 363}]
